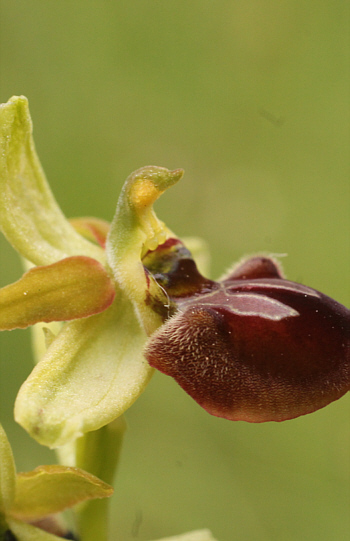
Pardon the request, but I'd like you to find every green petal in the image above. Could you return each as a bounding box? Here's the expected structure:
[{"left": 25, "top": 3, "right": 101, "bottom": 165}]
[
  {"left": 0, "top": 256, "right": 115, "bottom": 330},
  {"left": 14, "top": 291, "right": 153, "bottom": 448},
  {"left": 0, "top": 96, "right": 104, "bottom": 266},
  {"left": 0, "top": 424, "right": 16, "bottom": 514},
  {"left": 9, "top": 465, "right": 112, "bottom": 521},
  {"left": 106, "top": 166, "right": 183, "bottom": 335},
  {"left": 6, "top": 517, "right": 69, "bottom": 541},
  {"left": 70, "top": 217, "right": 110, "bottom": 248},
  {"left": 153, "top": 530, "right": 218, "bottom": 541}
]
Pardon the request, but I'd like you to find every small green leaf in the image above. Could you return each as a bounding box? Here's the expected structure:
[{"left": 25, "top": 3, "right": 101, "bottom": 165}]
[
  {"left": 0, "top": 96, "right": 104, "bottom": 266},
  {"left": 6, "top": 517, "right": 68, "bottom": 541},
  {"left": 0, "top": 256, "right": 115, "bottom": 330},
  {"left": 0, "top": 424, "right": 16, "bottom": 514},
  {"left": 153, "top": 530, "right": 218, "bottom": 541},
  {"left": 15, "top": 291, "right": 153, "bottom": 448},
  {"left": 9, "top": 465, "right": 112, "bottom": 521}
]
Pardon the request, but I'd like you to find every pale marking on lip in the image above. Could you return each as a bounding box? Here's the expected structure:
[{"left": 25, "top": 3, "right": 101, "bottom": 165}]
[
  {"left": 176, "top": 278, "right": 317, "bottom": 319},
  {"left": 184, "top": 293, "right": 299, "bottom": 321},
  {"left": 226, "top": 280, "right": 321, "bottom": 298}
]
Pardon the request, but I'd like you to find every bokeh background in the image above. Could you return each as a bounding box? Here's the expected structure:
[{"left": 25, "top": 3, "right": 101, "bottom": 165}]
[{"left": 0, "top": 2, "right": 349, "bottom": 540}]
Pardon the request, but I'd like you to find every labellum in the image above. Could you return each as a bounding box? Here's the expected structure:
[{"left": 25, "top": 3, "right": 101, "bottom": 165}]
[{"left": 144, "top": 244, "right": 350, "bottom": 422}]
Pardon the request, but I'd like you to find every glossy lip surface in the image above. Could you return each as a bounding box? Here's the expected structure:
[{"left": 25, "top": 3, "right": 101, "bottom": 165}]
[{"left": 146, "top": 277, "right": 350, "bottom": 422}]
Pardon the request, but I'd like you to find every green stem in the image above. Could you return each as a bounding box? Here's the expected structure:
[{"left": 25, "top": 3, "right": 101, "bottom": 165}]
[
  {"left": 74, "top": 416, "right": 127, "bottom": 541},
  {"left": 0, "top": 516, "right": 9, "bottom": 539},
  {"left": 76, "top": 498, "right": 110, "bottom": 541}
]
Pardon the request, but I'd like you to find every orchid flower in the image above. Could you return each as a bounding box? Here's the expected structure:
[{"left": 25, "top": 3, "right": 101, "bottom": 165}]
[
  {"left": 0, "top": 95, "right": 349, "bottom": 455},
  {"left": 1, "top": 93, "right": 349, "bottom": 541},
  {"left": 144, "top": 249, "right": 349, "bottom": 421}
]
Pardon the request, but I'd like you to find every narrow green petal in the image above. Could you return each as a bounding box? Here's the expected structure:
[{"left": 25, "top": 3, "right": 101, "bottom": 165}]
[
  {"left": 0, "top": 96, "right": 104, "bottom": 266},
  {"left": 9, "top": 465, "right": 112, "bottom": 521},
  {"left": 106, "top": 166, "right": 183, "bottom": 335},
  {"left": 6, "top": 517, "right": 68, "bottom": 541},
  {"left": 15, "top": 291, "right": 153, "bottom": 448},
  {"left": 153, "top": 530, "right": 218, "bottom": 541},
  {"left": 0, "top": 424, "right": 16, "bottom": 513},
  {"left": 0, "top": 256, "right": 115, "bottom": 330}
]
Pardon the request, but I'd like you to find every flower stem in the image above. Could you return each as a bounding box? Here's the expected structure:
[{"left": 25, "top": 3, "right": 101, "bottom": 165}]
[
  {"left": 74, "top": 416, "right": 126, "bottom": 541},
  {"left": 76, "top": 498, "right": 110, "bottom": 541}
]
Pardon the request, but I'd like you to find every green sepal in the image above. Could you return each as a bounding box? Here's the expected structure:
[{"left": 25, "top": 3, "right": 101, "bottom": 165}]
[
  {"left": 106, "top": 166, "right": 183, "bottom": 335},
  {"left": 9, "top": 465, "right": 113, "bottom": 521},
  {"left": 15, "top": 291, "right": 153, "bottom": 448},
  {"left": 0, "top": 424, "right": 16, "bottom": 514},
  {"left": 0, "top": 96, "right": 104, "bottom": 266},
  {"left": 70, "top": 217, "right": 110, "bottom": 248},
  {"left": 0, "top": 256, "right": 115, "bottom": 330}
]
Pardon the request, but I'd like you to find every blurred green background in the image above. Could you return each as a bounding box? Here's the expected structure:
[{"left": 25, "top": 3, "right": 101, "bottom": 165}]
[{"left": 0, "top": 1, "right": 349, "bottom": 540}]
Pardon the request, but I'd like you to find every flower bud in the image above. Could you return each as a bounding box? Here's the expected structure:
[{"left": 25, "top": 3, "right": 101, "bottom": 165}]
[{"left": 145, "top": 257, "right": 350, "bottom": 422}]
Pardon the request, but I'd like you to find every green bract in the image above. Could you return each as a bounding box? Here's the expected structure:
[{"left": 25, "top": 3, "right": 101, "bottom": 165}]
[{"left": 0, "top": 424, "right": 113, "bottom": 540}]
